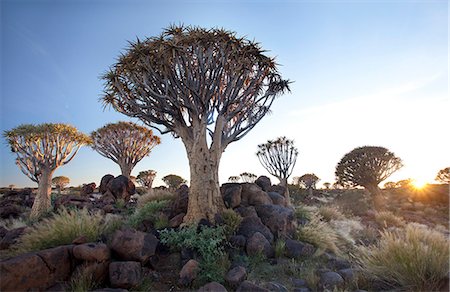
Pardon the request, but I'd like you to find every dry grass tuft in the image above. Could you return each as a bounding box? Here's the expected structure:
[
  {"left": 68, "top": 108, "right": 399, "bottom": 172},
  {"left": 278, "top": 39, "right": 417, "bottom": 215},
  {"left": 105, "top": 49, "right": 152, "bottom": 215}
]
[
  {"left": 356, "top": 223, "right": 449, "bottom": 291},
  {"left": 374, "top": 211, "right": 405, "bottom": 228},
  {"left": 318, "top": 206, "right": 345, "bottom": 221},
  {"left": 137, "top": 189, "right": 176, "bottom": 208}
]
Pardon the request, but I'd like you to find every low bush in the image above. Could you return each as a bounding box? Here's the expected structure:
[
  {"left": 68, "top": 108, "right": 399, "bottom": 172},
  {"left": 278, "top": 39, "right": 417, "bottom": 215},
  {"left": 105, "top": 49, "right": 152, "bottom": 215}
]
[
  {"left": 128, "top": 200, "right": 169, "bottom": 229},
  {"left": 356, "top": 223, "right": 449, "bottom": 291},
  {"left": 220, "top": 209, "right": 243, "bottom": 238},
  {"left": 16, "top": 208, "right": 104, "bottom": 253},
  {"left": 294, "top": 205, "right": 315, "bottom": 221},
  {"left": 68, "top": 264, "right": 99, "bottom": 292},
  {"left": 137, "top": 189, "right": 176, "bottom": 208},
  {"left": 317, "top": 205, "right": 345, "bottom": 221},
  {"left": 374, "top": 211, "right": 405, "bottom": 228},
  {"left": 274, "top": 239, "right": 286, "bottom": 258}
]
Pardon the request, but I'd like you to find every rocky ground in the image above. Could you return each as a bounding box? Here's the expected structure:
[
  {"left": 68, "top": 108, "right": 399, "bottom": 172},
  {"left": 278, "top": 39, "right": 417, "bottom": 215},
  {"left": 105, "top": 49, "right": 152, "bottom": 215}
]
[{"left": 0, "top": 177, "right": 448, "bottom": 292}]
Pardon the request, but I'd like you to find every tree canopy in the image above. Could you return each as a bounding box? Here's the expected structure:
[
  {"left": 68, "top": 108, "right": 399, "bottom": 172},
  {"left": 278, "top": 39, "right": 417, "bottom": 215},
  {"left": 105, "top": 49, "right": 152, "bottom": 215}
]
[
  {"left": 257, "top": 137, "right": 298, "bottom": 182},
  {"left": 435, "top": 167, "right": 450, "bottom": 184},
  {"left": 162, "top": 174, "right": 187, "bottom": 190}
]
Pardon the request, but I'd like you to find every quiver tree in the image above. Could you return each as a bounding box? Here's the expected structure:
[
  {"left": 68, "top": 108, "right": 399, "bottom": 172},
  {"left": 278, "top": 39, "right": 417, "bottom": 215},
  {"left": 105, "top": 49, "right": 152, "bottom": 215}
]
[
  {"left": 257, "top": 137, "right": 298, "bottom": 204},
  {"left": 52, "top": 176, "right": 70, "bottom": 195},
  {"left": 323, "top": 182, "right": 331, "bottom": 189},
  {"left": 102, "top": 25, "right": 290, "bottom": 224},
  {"left": 3, "top": 123, "right": 91, "bottom": 219},
  {"left": 294, "top": 173, "right": 319, "bottom": 196},
  {"left": 162, "top": 174, "right": 187, "bottom": 191},
  {"left": 228, "top": 176, "right": 240, "bottom": 183},
  {"left": 435, "top": 167, "right": 450, "bottom": 184},
  {"left": 137, "top": 170, "right": 157, "bottom": 193},
  {"left": 240, "top": 172, "right": 257, "bottom": 183},
  {"left": 91, "top": 122, "right": 160, "bottom": 178},
  {"left": 335, "top": 146, "right": 403, "bottom": 208}
]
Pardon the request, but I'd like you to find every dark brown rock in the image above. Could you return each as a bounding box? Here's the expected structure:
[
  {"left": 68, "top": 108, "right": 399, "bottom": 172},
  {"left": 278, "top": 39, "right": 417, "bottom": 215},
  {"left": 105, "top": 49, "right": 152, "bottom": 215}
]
[
  {"left": 110, "top": 228, "right": 158, "bottom": 263},
  {"left": 99, "top": 174, "right": 115, "bottom": 194},
  {"left": 236, "top": 280, "right": 269, "bottom": 292},
  {"left": 0, "top": 204, "right": 22, "bottom": 219},
  {"left": 109, "top": 261, "right": 142, "bottom": 289},
  {"left": 179, "top": 259, "right": 199, "bottom": 286},
  {"left": 221, "top": 183, "right": 242, "bottom": 208},
  {"left": 225, "top": 266, "right": 247, "bottom": 288},
  {"left": 198, "top": 281, "right": 228, "bottom": 292},
  {"left": 108, "top": 175, "right": 135, "bottom": 202},
  {"left": 267, "top": 185, "right": 286, "bottom": 196},
  {"left": 234, "top": 206, "right": 258, "bottom": 218},
  {"left": 169, "top": 213, "right": 185, "bottom": 228},
  {"left": 237, "top": 216, "right": 274, "bottom": 243},
  {"left": 255, "top": 176, "right": 272, "bottom": 191},
  {"left": 72, "top": 235, "right": 88, "bottom": 245},
  {"left": 241, "top": 183, "right": 273, "bottom": 206},
  {"left": 73, "top": 243, "right": 110, "bottom": 262},
  {"left": 246, "top": 232, "right": 273, "bottom": 258},
  {"left": 0, "top": 227, "right": 27, "bottom": 250},
  {"left": 81, "top": 182, "right": 96, "bottom": 196},
  {"left": 0, "top": 245, "right": 73, "bottom": 291},
  {"left": 255, "top": 204, "right": 296, "bottom": 238},
  {"left": 319, "top": 271, "right": 344, "bottom": 290},
  {"left": 267, "top": 192, "right": 286, "bottom": 206},
  {"left": 170, "top": 185, "right": 189, "bottom": 217},
  {"left": 53, "top": 195, "right": 90, "bottom": 210},
  {"left": 229, "top": 235, "right": 246, "bottom": 248},
  {"left": 285, "top": 239, "right": 316, "bottom": 258}
]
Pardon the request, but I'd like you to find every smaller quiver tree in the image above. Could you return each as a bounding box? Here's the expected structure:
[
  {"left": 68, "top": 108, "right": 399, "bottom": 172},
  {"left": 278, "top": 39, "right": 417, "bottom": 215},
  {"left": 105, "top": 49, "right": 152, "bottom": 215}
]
[
  {"left": 137, "top": 170, "right": 157, "bottom": 194},
  {"left": 257, "top": 136, "right": 298, "bottom": 205},
  {"left": 162, "top": 174, "right": 187, "bottom": 191},
  {"left": 323, "top": 182, "right": 331, "bottom": 189},
  {"left": 435, "top": 167, "right": 450, "bottom": 184},
  {"left": 296, "top": 173, "right": 320, "bottom": 196},
  {"left": 4, "top": 124, "right": 91, "bottom": 219},
  {"left": 91, "top": 122, "right": 160, "bottom": 178},
  {"left": 52, "top": 176, "right": 70, "bottom": 195},
  {"left": 240, "top": 172, "right": 257, "bottom": 183},
  {"left": 228, "top": 176, "right": 240, "bottom": 183},
  {"left": 335, "top": 146, "right": 402, "bottom": 209}
]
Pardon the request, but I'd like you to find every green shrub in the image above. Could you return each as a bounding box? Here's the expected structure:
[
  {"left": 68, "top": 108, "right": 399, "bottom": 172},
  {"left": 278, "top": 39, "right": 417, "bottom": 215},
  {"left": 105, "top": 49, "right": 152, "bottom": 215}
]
[
  {"left": 159, "top": 225, "right": 227, "bottom": 285},
  {"left": 221, "top": 209, "right": 243, "bottom": 238},
  {"left": 128, "top": 200, "right": 169, "bottom": 228},
  {"left": 295, "top": 205, "right": 315, "bottom": 221},
  {"left": 16, "top": 208, "right": 104, "bottom": 253},
  {"left": 356, "top": 223, "right": 449, "bottom": 291},
  {"left": 137, "top": 189, "right": 176, "bottom": 208},
  {"left": 374, "top": 211, "right": 405, "bottom": 228},
  {"left": 274, "top": 239, "right": 286, "bottom": 258}
]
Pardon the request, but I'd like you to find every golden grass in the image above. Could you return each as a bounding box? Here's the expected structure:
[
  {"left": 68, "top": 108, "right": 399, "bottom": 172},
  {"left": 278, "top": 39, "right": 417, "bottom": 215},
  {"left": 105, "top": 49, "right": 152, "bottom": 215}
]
[
  {"left": 318, "top": 205, "right": 345, "bottom": 221},
  {"left": 356, "top": 223, "right": 449, "bottom": 291},
  {"left": 137, "top": 189, "right": 176, "bottom": 208},
  {"left": 374, "top": 211, "right": 405, "bottom": 228}
]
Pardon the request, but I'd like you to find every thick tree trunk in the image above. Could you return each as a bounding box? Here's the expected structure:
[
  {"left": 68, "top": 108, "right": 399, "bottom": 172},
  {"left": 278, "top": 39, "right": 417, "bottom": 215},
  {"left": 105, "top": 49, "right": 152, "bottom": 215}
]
[
  {"left": 182, "top": 133, "right": 225, "bottom": 225},
  {"left": 280, "top": 178, "right": 291, "bottom": 206},
  {"left": 119, "top": 164, "right": 132, "bottom": 178},
  {"left": 30, "top": 169, "right": 54, "bottom": 219},
  {"left": 365, "top": 184, "right": 383, "bottom": 210},
  {"left": 307, "top": 187, "right": 313, "bottom": 197}
]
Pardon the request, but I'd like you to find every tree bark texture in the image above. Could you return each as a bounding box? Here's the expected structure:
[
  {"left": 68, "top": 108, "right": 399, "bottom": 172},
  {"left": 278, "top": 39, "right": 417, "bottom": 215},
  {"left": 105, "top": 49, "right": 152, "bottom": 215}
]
[
  {"left": 279, "top": 177, "right": 291, "bottom": 206},
  {"left": 30, "top": 169, "right": 54, "bottom": 219},
  {"left": 119, "top": 163, "right": 133, "bottom": 178},
  {"left": 365, "top": 184, "right": 383, "bottom": 210}
]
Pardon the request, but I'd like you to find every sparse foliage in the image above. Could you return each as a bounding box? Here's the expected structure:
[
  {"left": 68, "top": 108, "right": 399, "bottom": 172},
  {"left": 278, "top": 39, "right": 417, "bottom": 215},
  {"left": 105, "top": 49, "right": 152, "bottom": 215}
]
[
  {"left": 52, "top": 176, "right": 70, "bottom": 195},
  {"left": 294, "top": 173, "right": 319, "bottom": 196},
  {"left": 91, "top": 122, "right": 160, "bottom": 178},
  {"left": 3, "top": 123, "right": 91, "bottom": 219},
  {"left": 162, "top": 174, "right": 187, "bottom": 190},
  {"left": 323, "top": 182, "right": 331, "bottom": 189},
  {"left": 435, "top": 167, "right": 450, "bottom": 184},
  {"left": 240, "top": 172, "right": 257, "bottom": 183},
  {"left": 136, "top": 170, "right": 157, "bottom": 193},
  {"left": 228, "top": 176, "right": 240, "bottom": 183},
  {"left": 257, "top": 137, "right": 298, "bottom": 204},
  {"left": 102, "top": 25, "right": 290, "bottom": 223},
  {"left": 335, "top": 146, "right": 403, "bottom": 204},
  {"left": 383, "top": 181, "right": 397, "bottom": 189}
]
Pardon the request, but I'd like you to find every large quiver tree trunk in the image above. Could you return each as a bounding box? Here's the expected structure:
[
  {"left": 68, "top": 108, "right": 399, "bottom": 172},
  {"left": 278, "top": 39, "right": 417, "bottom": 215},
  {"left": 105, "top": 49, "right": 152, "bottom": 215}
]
[{"left": 30, "top": 169, "right": 54, "bottom": 219}]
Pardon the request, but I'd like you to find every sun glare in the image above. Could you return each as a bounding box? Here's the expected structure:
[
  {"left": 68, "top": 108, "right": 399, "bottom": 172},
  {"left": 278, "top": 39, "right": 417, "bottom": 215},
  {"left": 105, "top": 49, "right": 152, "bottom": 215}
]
[{"left": 411, "top": 179, "right": 428, "bottom": 189}]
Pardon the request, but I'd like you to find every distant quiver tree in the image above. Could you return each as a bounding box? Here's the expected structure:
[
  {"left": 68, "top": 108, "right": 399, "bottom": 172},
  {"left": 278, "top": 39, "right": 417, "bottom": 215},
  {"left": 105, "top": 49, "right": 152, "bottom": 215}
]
[
  {"left": 3, "top": 124, "right": 90, "bottom": 219},
  {"left": 294, "top": 173, "right": 320, "bottom": 196},
  {"left": 240, "top": 172, "right": 257, "bottom": 183},
  {"left": 137, "top": 170, "right": 157, "bottom": 192},
  {"left": 102, "top": 25, "right": 290, "bottom": 223},
  {"left": 323, "top": 182, "right": 331, "bottom": 189},
  {"left": 162, "top": 174, "right": 187, "bottom": 191},
  {"left": 435, "top": 167, "right": 450, "bottom": 184},
  {"left": 257, "top": 137, "right": 298, "bottom": 204},
  {"left": 335, "top": 146, "right": 403, "bottom": 207},
  {"left": 52, "top": 176, "right": 70, "bottom": 195},
  {"left": 91, "top": 122, "right": 160, "bottom": 178},
  {"left": 228, "top": 176, "right": 240, "bottom": 183}
]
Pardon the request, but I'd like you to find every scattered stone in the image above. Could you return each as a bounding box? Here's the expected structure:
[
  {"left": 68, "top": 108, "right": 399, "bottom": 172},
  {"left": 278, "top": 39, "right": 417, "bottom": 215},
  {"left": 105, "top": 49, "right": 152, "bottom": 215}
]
[
  {"left": 169, "top": 213, "right": 185, "bottom": 228},
  {"left": 255, "top": 176, "right": 272, "bottom": 192},
  {"left": 264, "top": 281, "right": 288, "bottom": 292},
  {"left": 110, "top": 228, "right": 158, "bottom": 263},
  {"left": 338, "top": 268, "right": 356, "bottom": 282},
  {"left": 0, "top": 227, "right": 27, "bottom": 250},
  {"left": 285, "top": 239, "right": 316, "bottom": 259},
  {"left": 72, "top": 235, "right": 88, "bottom": 245},
  {"left": 319, "top": 271, "right": 344, "bottom": 290},
  {"left": 235, "top": 206, "right": 258, "bottom": 218},
  {"left": 198, "top": 281, "right": 228, "bottom": 292},
  {"left": 179, "top": 259, "right": 199, "bottom": 286},
  {"left": 241, "top": 183, "right": 273, "bottom": 206},
  {"left": 73, "top": 243, "right": 110, "bottom": 262},
  {"left": 108, "top": 175, "right": 136, "bottom": 202},
  {"left": 225, "top": 266, "right": 247, "bottom": 288},
  {"left": 99, "top": 174, "right": 115, "bottom": 194},
  {"left": 291, "top": 278, "right": 308, "bottom": 287},
  {"left": 229, "top": 235, "right": 246, "bottom": 248},
  {"left": 109, "top": 261, "right": 142, "bottom": 289},
  {"left": 267, "top": 192, "right": 286, "bottom": 206},
  {"left": 81, "top": 182, "right": 96, "bottom": 196},
  {"left": 237, "top": 216, "right": 274, "bottom": 243},
  {"left": 246, "top": 232, "right": 273, "bottom": 258},
  {"left": 170, "top": 185, "right": 189, "bottom": 217},
  {"left": 0, "top": 204, "right": 22, "bottom": 219},
  {"left": 222, "top": 184, "right": 242, "bottom": 208},
  {"left": 255, "top": 204, "right": 296, "bottom": 238},
  {"left": 267, "top": 185, "right": 286, "bottom": 196},
  {"left": 236, "top": 280, "right": 269, "bottom": 292}
]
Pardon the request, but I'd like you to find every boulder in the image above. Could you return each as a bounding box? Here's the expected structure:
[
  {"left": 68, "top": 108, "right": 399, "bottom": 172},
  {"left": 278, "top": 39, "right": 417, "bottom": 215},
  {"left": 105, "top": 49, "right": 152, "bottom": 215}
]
[
  {"left": 0, "top": 245, "right": 73, "bottom": 291},
  {"left": 81, "top": 182, "right": 96, "bottom": 196},
  {"left": 285, "top": 239, "right": 316, "bottom": 258},
  {"left": 109, "top": 261, "right": 142, "bottom": 289},
  {"left": 255, "top": 176, "right": 271, "bottom": 191},
  {"left": 53, "top": 195, "right": 91, "bottom": 210},
  {"left": 236, "top": 280, "right": 268, "bottom": 292},
  {"left": 241, "top": 184, "right": 273, "bottom": 206},
  {"left": 255, "top": 204, "right": 296, "bottom": 238},
  {"left": 0, "top": 204, "right": 22, "bottom": 219},
  {"left": 319, "top": 271, "right": 344, "bottom": 290},
  {"left": 179, "top": 259, "right": 199, "bottom": 286},
  {"left": 110, "top": 228, "right": 158, "bottom": 263},
  {"left": 337, "top": 268, "right": 356, "bottom": 282},
  {"left": 170, "top": 185, "right": 189, "bottom": 217},
  {"left": 229, "top": 235, "right": 246, "bottom": 249},
  {"left": 267, "top": 185, "right": 286, "bottom": 196},
  {"left": 237, "top": 216, "right": 274, "bottom": 243},
  {"left": 169, "top": 213, "right": 185, "bottom": 228},
  {"left": 225, "top": 266, "right": 247, "bottom": 288},
  {"left": 73, "top": 243, "right": 110, "bottom": 262},
  {"left": 99, "top": 174, "right": 115, "bottom": 194},
  {"left": 221, "top": 184, "right": 242, "bottom": 209},
  {"left": 198, "top": 282, "right": 228, "bottom": 292},
  {"left": 108, "top": 175, "right": 136, "bottom": 202},
  {"left": 268, "top": 192, "right": 286, "bottom": 206},
  {"left": 246, "top": 232, "right": 273, "bottom": 258},
  {"left": 0, "top": 227, "right": 27, "bottom": 250},
  {"left": 0, "top": 188, "right": 34, "bottom": 208},
  {"left": 264, "top": 282, "right": 288, "bottom": 292},
  {"left": 234, "top": 206, "right": 258, "bottom": 218}
]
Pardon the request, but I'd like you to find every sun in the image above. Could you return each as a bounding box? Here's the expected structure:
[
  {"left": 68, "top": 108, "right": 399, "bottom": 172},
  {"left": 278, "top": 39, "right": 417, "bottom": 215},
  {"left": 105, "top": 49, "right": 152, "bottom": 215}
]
[{"left": 411, "top": 179, "right": 428, "bottom": 189}]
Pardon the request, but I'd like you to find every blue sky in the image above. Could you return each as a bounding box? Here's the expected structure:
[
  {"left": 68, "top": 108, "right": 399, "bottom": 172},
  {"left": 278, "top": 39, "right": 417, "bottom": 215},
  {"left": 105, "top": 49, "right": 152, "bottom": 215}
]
[{"left": 1, "top": 0, "right": 448, "bottom": 188}]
